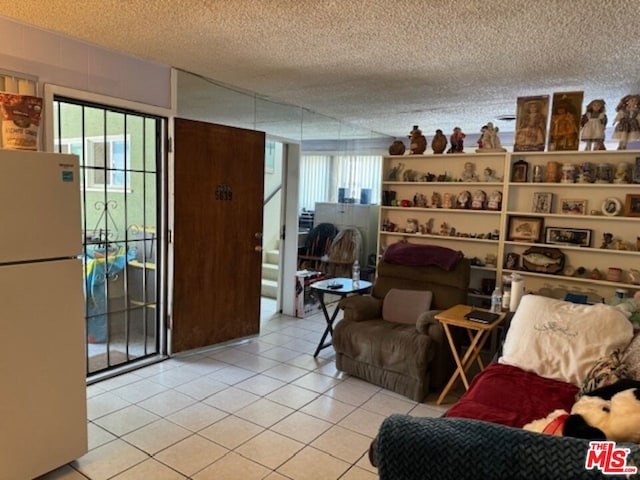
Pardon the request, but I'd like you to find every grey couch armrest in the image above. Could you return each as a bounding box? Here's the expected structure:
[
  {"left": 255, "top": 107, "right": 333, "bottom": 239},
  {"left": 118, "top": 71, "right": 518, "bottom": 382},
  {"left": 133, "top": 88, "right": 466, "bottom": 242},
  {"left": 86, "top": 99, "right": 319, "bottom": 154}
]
[
  {"left": 339, "top": 295, "right": 382, "bottom": 322},
  {"left": 374, "top": 414, "right": 640, "bottom": 480},
  {"left": 416, "top": 309, "right": 443, "bottom": 337}
]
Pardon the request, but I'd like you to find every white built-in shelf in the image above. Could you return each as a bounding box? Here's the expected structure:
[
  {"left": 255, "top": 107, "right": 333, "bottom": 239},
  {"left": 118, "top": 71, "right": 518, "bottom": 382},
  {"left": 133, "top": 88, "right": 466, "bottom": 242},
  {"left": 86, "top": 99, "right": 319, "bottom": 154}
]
[
  {"left": 380, "top": 231, "right": 499, "bottom": 244},
  {"left": 502, "top": 268, "right": 640, "bottom": 289}
]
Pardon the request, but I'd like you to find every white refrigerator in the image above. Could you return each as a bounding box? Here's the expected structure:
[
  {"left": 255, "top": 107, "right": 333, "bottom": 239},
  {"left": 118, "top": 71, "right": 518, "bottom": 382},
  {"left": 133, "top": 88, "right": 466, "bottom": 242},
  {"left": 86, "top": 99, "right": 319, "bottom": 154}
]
[{"left": 0, "top": 149, "right": 87, "bottom": 479}]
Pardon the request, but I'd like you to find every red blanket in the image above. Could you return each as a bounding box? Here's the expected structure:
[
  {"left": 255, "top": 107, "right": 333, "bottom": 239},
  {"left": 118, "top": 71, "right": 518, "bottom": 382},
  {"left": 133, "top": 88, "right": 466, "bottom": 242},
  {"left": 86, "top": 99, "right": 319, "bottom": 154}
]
[{"left": 444, "top": 363, "right": 578, "bottom": 428}]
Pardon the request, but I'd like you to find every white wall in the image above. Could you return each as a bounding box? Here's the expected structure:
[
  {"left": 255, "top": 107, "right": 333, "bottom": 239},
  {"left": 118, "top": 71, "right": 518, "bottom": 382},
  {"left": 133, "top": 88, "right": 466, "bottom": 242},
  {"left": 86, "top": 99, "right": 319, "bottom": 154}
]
[
  {"left": 281, "top": 144, "right": 301, "bottom": 317},
  {"left": 0, "top": 16, "right": 171, "bottom": 108}
]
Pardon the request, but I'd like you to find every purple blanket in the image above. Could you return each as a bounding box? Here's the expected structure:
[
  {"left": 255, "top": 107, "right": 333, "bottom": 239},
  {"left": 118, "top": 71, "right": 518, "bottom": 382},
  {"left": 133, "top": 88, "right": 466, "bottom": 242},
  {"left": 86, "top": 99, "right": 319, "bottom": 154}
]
[{"left": 382, "top": 243, "right": 464, "bottom": 271}]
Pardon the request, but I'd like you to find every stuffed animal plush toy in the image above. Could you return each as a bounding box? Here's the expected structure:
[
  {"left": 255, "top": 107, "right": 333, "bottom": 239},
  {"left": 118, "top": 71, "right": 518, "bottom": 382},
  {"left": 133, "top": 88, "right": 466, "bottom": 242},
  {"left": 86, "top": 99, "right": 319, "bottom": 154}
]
[{"left": 523, "top": 379, "right": 640, "bottom": 443}]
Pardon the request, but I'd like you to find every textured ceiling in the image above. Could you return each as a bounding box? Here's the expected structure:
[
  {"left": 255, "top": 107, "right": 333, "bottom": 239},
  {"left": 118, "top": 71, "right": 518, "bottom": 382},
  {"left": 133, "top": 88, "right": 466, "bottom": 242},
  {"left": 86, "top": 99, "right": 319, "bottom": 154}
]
[{"left": 2, "top": 0, "right": 640, "bottom": 141}]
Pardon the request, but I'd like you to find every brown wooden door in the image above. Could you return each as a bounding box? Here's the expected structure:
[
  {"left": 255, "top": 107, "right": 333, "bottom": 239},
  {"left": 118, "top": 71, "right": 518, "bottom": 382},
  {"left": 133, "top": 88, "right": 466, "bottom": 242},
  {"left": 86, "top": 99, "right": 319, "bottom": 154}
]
[{"left": 172, "top": 118, "right": 265, "bottom": 353}]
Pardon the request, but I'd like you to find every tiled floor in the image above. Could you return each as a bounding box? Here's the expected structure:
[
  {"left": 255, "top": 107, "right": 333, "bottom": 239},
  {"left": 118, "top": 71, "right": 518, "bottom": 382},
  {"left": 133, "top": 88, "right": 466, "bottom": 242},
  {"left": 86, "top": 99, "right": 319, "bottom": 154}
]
[{"left": 39, "top": 299, "right": 454, "bottom": 480}]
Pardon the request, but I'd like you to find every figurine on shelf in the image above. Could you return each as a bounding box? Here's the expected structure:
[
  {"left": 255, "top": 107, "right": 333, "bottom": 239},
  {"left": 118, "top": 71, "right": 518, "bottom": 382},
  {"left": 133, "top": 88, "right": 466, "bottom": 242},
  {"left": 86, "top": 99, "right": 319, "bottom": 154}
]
[
  {"left": 440, "top": 222, "right": 450, "bottom": 236},
  {"left": 483, "top": 167, "right": 499, "bottom": 182},
  {"left": 612, "top": 94, "right": 640, "bottom": 149},
  {"left": 456, "top": 190, "right": 471, "bottom": 209},
  {"left": 487, "top": 190, "right": 502, "bottom": 210},
  {"left": 614, "top": 162, "right": 631, "bottom": 183},
  {"left": 431, "top": 192, "right": 442, "bottom": 208},
  {"left": 431, "top": 129, "right": 447, "bottom": 154},
  {"left": 405, "top": 218, "right": 419, "bottom": 233},
  {"left": 614, "top": 239, "right": 631, "bottom": 250},
  {"left": 388, "top": 139, "right": 406, "bottom": 155},
  {"left": 402, "top": 168, "right": 419, "bottom": 182},
  {"left": 413, "top": 192, "right": 427, "bottom": 207},
  {"left": 601, "top": 232, "right": 614, "bottom": 249},
  {"left": 387, "top": 163, "right": 404, "bottom": 181},
  {"left": 472, "top": 190, "right": 487, "bottom": 209},
  {"left": 425, "top": 218, "right": 434, "bottom": 234},
  {"left": 476, "top": 126, "right": 486, "bottom": 150},
  {"left": 408, "top": 125, "right": 427, "bottom": 154},
  {"left": 580, "top": 99, "right": 607, "bottom": 151},
  {"left": 476, "top": 122, "right": 506, "bottom": 152},
  {"left": 447, "top": 127, "right": 466, "bottom": 153},
  {"left": 461, "top": 161, "right": 478, "bottom": 181},
  {"left": 485, "top": 254, "right": 497, "bottom": 267},
  {"left": 588, "top": 268, "right": 603, "bottom": 280},
  {"left": 442, "top": 192, "right": 454, "bottom": 209}
]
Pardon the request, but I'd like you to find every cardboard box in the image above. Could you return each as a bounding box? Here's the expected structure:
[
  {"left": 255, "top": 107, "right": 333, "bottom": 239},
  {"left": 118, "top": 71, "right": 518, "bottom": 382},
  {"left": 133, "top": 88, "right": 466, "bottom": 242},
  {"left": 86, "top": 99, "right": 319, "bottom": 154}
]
[{"left": 294, "top": 270, "right": 324, "bottom": 318}]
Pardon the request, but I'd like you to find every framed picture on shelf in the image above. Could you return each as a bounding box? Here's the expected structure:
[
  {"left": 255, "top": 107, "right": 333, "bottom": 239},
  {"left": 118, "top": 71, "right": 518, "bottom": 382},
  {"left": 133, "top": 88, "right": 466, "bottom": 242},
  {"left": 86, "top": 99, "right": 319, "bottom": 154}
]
[
  {"left": 507, "top": 215, "right": 544, "bottom": 242},
  {"left": 625, "top": 194, "right": 640, "bottom": 217},
  {"left": 513, "top": 95, "right": 549, "bottom": 152},
  {"left": 560, "top": 198, "right": 587, "bottom": 215},
  {"left": 545, "top": 227, "right": 592, "bottom": 247},
  {"left": 532, "top": 192, "right": 553, "bottom": 213},
  {"left": 548, "top": 91, "right": 583, "bottom": 151},
  {"left": 511, "top": 159, "right": 529, "bottom": 182},
  {"left": 504, "top": 252, "right": 520, "bottom": 270}
]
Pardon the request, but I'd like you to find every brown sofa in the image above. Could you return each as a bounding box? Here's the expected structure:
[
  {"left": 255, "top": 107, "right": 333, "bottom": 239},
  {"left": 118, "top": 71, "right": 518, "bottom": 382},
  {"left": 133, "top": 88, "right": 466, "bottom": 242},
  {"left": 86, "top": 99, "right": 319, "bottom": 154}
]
[{"left": 333, "top": 253, "right": 470, "bottom": 401}]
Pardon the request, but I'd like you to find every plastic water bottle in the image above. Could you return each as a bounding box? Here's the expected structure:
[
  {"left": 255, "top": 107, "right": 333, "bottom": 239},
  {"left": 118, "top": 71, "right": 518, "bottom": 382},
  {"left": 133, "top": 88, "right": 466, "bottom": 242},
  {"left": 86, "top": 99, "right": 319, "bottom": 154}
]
[
  {"left": 490, "top": 286, "right": 502, "bottom": 313},
  {"left": 502, "top": 288, "right": 511, "bottom": 311},
  {"left": 352, "top": 260, "right": 360, "bottom": 288}
]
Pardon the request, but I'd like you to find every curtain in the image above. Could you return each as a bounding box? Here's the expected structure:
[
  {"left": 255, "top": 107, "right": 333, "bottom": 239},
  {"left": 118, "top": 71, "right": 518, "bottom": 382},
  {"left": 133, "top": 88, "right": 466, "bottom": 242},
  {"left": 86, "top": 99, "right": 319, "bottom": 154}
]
[
  {"left": 334, "top": 155, "right": 382, "bottom": 206},
  {"left": 298, "top": 154, "right": 382, "bottom": 212}
]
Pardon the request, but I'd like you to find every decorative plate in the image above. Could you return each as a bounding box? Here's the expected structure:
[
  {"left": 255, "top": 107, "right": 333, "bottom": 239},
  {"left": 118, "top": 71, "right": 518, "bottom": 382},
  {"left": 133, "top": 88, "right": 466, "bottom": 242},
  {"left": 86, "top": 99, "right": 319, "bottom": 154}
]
[
  {"left": 601, "top": 197, "right": 622, "bottom": 216},
  {"left": 522, "top": 246, "right": 565, "bottom": 275}
]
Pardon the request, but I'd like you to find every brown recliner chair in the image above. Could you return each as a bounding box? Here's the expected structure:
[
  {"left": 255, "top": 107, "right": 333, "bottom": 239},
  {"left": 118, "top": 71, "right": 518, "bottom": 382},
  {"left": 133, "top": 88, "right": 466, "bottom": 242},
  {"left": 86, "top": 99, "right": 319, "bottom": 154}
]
[{"left": 333, "top": 245, "right": 470, "bottom": 402}]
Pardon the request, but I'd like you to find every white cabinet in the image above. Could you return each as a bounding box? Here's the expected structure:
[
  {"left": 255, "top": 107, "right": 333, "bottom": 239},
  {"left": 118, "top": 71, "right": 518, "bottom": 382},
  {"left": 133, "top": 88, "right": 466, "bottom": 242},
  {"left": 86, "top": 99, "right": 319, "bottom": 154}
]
[
  {"left": 314, "top": 202, "right": 379, "bottom": 265},
  {"left": 378, "top": 150, "right": 640, "bottom": 305}
]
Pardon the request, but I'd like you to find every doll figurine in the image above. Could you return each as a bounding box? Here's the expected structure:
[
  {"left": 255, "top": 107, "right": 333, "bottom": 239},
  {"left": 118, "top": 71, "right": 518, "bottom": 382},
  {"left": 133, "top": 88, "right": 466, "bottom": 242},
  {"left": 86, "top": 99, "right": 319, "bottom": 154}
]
[
  {"left": 461, "top": 161, "right": 478, "bottom": 181},
  {"left": 447, "top": 127, "right": 466, "bottom": 153},
  {"left": 612, "top": 94, "right": 640, "bottom": 150},
  {"left": 614, "top": 162, "right": 631, "bottom": 183},
  {"left": 580, "top": 99, "right": 607, "bottom": 150},
  {"left": 476, "top": 122, "right": 505, "bottom": 152}
]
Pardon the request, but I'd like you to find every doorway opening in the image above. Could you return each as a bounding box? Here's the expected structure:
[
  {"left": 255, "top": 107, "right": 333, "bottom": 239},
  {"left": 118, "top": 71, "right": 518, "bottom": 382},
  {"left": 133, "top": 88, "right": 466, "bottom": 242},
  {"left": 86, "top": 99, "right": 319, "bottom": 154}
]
[{"left": 260, "top": 139, "right": 285, "bottom": 321}]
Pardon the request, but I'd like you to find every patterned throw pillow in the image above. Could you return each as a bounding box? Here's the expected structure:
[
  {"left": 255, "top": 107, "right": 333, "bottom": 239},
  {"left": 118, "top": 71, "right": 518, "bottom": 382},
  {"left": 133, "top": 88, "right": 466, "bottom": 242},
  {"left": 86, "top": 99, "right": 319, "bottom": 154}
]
[
  {"left": 577, "top": 349, "right": 628, "bottom": 398},
  {"left": 622, "top": 330, "right": 640, "bottom": 381}
]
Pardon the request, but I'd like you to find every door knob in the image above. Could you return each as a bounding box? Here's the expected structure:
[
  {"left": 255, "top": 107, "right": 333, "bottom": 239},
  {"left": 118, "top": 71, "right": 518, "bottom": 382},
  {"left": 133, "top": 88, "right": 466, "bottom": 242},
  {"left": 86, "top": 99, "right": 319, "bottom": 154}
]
[
  {"left": 255, "top": 246, "right": 263, "bottom": 252},
  {"left": 255, "top": 232, "right": 263, "bottom": 239}
]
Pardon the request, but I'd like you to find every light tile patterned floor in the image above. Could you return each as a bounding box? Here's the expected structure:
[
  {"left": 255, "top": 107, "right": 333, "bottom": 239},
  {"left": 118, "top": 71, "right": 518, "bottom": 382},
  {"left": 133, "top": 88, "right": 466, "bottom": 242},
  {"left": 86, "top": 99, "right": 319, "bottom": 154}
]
[{"left": 38, "top": 299, "right": 453, "bottom": 480}]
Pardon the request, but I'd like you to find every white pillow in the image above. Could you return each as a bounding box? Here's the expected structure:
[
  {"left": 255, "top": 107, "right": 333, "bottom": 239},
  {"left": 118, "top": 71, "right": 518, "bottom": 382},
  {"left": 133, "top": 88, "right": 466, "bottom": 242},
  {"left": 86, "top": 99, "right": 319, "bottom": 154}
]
[
  {"left": 499, "top": 295, "right": 633, "bottom": 386},
  {"left": 382, "top": 289, "right": 433, "bottom": 325}
]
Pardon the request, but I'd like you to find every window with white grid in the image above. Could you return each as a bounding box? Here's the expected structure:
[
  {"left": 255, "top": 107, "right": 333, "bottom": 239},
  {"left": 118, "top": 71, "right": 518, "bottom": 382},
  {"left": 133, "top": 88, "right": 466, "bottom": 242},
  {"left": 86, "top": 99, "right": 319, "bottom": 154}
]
[{"left": 298, "top": 154, "right": 382, "bottom": 212}]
